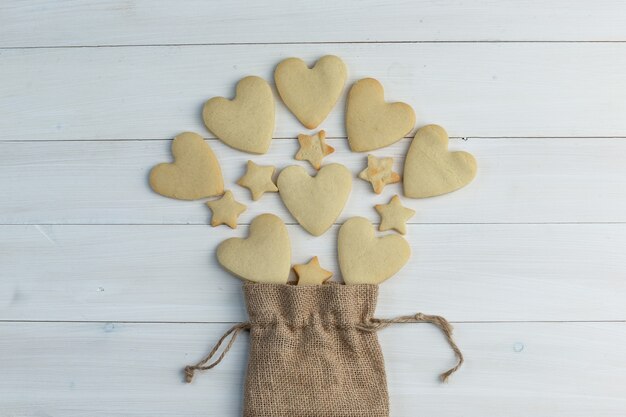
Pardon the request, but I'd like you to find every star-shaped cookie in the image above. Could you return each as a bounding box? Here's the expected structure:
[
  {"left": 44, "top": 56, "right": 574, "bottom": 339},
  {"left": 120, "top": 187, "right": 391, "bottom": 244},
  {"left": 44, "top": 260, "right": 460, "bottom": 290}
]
[
  {"left": 375, "top": 195, "right": 415, "bottom": 234},
  {"left": 237, "top": 160, "right": 279, "bottom": 200},
  {"left": 295, "top": 130, "right": 335, "bottom": 170},
  {"left": 293, "top": 256, "right": 333, "bottom": 286},
  {"left": 206, "top": 190, "right": 247, "bottom": 228},
  {"left": 358, "top": 154, "right": 401, "bottom": 194}
]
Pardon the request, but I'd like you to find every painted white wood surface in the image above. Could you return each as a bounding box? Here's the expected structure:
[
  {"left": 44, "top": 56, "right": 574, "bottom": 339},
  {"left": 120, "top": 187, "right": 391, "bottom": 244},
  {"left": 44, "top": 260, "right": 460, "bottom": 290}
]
[
  {"left": 2, "top": 43, "right": 626, "bottom": 141},
  {"left": 1, "top": 322, "right": 625, "bottom": 417},
  {"left": 2, "top": 0, "right": 626, "bottom": 46},
  {"left": 1, "top": 1, "right": 625, "bottom": 416},
  {"left": 1, "top": 223, "right": 625, "bottom": 322},
  {"left": 2, "top": 138, "right": 626, "bottom": 225}
]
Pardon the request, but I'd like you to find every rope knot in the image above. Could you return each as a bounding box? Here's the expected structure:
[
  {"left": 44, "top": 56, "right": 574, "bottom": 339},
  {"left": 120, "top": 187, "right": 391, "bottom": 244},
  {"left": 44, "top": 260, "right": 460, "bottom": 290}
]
[
  {"left": 182, "top": 322, "right": 250, "bottom": 383},
  {"left": 184, "top": 366, "right": 196, "bottom": 383}
]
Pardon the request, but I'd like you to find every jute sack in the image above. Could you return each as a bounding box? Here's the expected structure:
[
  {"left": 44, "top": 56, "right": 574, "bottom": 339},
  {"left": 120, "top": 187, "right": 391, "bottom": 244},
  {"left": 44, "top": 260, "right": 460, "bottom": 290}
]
[{"left": 185, "top": 283, "right": 463, "bottom": 417}]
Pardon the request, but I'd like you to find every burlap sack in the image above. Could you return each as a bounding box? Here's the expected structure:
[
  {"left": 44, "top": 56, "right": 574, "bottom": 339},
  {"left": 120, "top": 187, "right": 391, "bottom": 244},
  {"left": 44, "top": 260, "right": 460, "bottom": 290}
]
[{"left": 185, "top": 283, "right": 463, "bottom": 417}]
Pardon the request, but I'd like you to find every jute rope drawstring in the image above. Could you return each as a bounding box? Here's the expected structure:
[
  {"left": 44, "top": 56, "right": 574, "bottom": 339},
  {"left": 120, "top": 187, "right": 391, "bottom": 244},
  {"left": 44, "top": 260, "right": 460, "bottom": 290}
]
[
  {"left": 357, "top": 312, "right": 464, "bottom": 382},
  {"left": 184, "top": 313, "right": 463, "bottom": 383},
  {"left": 184, "top": 321, "right": 251, "bottom": 383}
]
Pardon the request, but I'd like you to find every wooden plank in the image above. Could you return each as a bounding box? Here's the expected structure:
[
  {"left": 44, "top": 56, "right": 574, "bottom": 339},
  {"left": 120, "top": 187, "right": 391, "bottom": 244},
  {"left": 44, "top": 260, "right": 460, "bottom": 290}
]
[
  {"left": 1, "top": 322, "right": 624, "bottom": 416},
  {"left": 2, "top": 1, "right": 626, "bottom": 46},
  {"left": 1, "top": 223, "right": 625, "bottom": 322},
  {"left": 2, "top": 138, "right": 626, "bottom": 225},
  {"left": 2, "top": 44, "right": 626, "bottom": 140}
]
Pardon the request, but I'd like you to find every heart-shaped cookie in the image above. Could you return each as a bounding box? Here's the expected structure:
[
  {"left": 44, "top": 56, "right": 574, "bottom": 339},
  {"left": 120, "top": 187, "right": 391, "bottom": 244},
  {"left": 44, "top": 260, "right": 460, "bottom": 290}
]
[
  {"left": 275, "top": 55, "right": 347, "bottom": 129},
  {"left": 338, "top": 217, "right": 410, "bottom": 285},
  {"left": 403, "top": 124, "right": 477, "bottom": 198},
  {"left": 277, "top": 163, "right": 352, "bottom": 236},
  {"left": 217, "top": 214, "right": 291, "bottom": 283},
  {"left": 149, "top": 132, "right": 224, "bottom": 200},
  {"left": 346, "top": 78, "right": 416, "bottom": 152},
  {"left": 203, "top": 76, "right": 275, "bottom": 154}
]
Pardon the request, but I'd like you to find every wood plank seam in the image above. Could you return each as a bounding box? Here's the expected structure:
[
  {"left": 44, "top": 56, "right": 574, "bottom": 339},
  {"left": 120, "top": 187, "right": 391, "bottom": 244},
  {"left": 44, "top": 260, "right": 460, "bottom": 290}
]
[{"left": 3, "top": 41, "right": 626, "bottom": 51}]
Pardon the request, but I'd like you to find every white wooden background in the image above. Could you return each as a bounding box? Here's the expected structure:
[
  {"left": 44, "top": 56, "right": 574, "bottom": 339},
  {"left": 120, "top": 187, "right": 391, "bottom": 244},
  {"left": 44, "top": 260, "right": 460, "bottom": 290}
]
[{"left": 1, "top": 1, "right": 626, "bottom": 416}]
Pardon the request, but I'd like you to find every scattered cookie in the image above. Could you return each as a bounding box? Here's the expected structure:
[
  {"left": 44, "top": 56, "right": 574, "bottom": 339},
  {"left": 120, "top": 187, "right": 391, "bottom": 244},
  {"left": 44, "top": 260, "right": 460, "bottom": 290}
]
[
  {"left": 237, "top": 160, "right": 279, "bottom": 201},
  {"left": 216, "top": 213, "right": 291, "bottom": 284},
  {"left": 375, "top": 195, "right": 415, "bottom": 235},
  {"left": 404, "top": 125, "right": 477, "bottom": 198},
  {"left": 275, "top": 55, "right": 347, "bottom": 129},
  {"left": 358, "top": 154, "right": 401, "bottom": 194},
  {"left": 149, "top": 132, "right": 224, "bottom": 200},
  {"left": 203, "top": 76, "right": 275, "bottom": 154},
  {"left": 346, "top": 78, "right": 415, "bottom": 152},
  {"left": 294, "top": 256, "right": 333, "bottom": 286},
  {"left": 206, "top": 190, "right": 247, "bottom": 229},
  {"left": 295, "top": 130, "right": 335, "bottom": 170},
  {"left": 277, "top": 163, "right": 352, "bottom": 236},
  {"left": 338, "top": 217, "right": 410, "bottom": 285}
]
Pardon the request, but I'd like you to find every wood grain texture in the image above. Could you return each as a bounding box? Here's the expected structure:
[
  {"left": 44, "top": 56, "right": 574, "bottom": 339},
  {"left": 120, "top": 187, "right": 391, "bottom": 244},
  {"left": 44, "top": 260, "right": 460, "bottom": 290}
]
[
  {"left": 2, "top": 2, "right": 625, "bottom": 415},
  {"left": 2, "top": 223, "right": 625, "bottom": 322},
  {"left": 2, "top": 43, "right": 626, "bottom": 140},
  {"left": 2, "top": 138, "right": 626, "bottom": 225},
  {"left": 1, "top": 322, "right": 624, "bottom": 417},
  {"left": 2, "top": 0, "right": 626, "bottom": 46}
]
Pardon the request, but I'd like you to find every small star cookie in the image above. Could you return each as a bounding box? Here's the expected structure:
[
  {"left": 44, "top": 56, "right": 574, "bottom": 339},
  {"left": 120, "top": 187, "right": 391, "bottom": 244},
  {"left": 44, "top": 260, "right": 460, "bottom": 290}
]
[
  {"left": 237, "top": 160, "right": 279, "bottom": 200},
  {"left": 295, "top": 130, "right": 335, "bottom": 170},
  {"left": 206, "top": 190, "right": 247, "bottom": 228},
  {"left": 375, "top": 195, "right": 415, "bottom": 235},
  {"left": 293, "top": 256, "right": 333, "bottom": 286},
  {"left": 358, "top": 154, "right": 401, "bottom": 194}
]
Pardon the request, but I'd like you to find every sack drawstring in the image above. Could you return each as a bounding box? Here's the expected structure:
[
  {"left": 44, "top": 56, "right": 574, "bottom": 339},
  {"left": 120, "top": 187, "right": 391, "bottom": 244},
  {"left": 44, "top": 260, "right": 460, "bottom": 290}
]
[
  {"left": 184, "top": 321, "right": 251, "bottom": 383},
  {"left": 357, "top": 312, "right": 464, "bottom": 383},
  {"left": 184, "top": 313, "right": 463, "bottom": 384}
]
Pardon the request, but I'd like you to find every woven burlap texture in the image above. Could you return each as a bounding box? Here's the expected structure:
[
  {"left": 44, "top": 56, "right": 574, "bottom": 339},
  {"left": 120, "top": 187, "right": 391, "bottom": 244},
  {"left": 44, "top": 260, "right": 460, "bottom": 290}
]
[
  {"left": 184, "top": 282, "right": 463, "bottom": 416},
  {"left": 243, "top": 282, "right": 388, "bottom": 417}
]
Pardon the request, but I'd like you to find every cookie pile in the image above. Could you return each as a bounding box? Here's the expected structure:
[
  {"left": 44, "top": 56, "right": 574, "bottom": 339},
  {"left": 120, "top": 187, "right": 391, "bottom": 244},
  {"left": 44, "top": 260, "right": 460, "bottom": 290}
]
[{"left": 149, "top": 55, "right": 477, "bottom": 286}]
